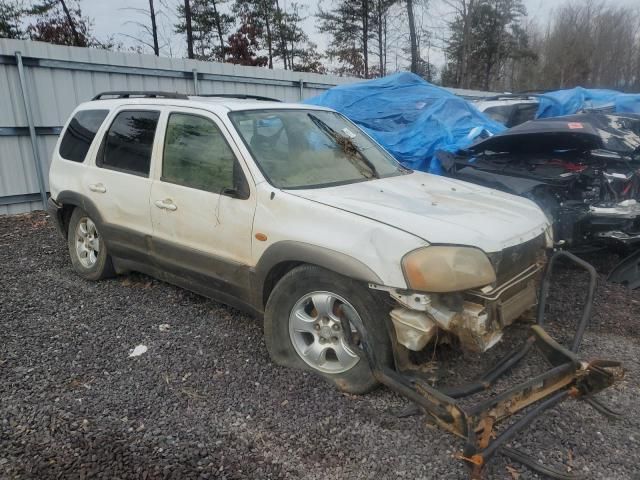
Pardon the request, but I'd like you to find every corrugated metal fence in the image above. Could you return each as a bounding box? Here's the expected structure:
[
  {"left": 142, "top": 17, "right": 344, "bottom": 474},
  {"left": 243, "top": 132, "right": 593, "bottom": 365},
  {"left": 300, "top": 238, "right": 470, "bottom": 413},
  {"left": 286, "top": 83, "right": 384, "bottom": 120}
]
[
  {"left": 0, "top": 39, "right": 360, "bottom": 215},
  {"left": 0, "top": 39, "right": 495, "bottom": 215}
]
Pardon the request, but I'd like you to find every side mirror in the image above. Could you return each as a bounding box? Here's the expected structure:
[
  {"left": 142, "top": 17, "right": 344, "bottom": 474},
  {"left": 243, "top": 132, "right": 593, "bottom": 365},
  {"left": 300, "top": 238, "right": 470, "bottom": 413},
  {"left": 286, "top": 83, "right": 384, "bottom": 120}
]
[
  {"left": 222, "top": 161, "right": 250, "bottom": 200},
  {"left": 221, "top": 177, "right": 249, "bottom": 200},
  {"left": 221, "top": 187, "right": 242, "bottom": 199}
]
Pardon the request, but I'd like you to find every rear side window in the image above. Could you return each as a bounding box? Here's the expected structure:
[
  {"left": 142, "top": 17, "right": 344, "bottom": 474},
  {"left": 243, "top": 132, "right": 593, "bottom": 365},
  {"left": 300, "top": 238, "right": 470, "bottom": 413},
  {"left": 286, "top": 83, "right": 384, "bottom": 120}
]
[
  {"left": 59, "top": 109, "right": 109, "bottom": 162},
  {"left": 99, "top": 110, "right": 160, "bottom": 176}
]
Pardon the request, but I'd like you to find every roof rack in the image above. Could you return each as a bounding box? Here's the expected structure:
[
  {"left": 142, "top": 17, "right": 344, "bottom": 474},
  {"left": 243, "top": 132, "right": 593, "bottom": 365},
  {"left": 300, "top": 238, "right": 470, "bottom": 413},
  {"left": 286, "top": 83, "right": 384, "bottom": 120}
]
[
  {"left": 193, "top": 93, "right": 281, "bottom": 102},
  {"left": 92, "top": 91, "right": 189, "bottom": 101}
]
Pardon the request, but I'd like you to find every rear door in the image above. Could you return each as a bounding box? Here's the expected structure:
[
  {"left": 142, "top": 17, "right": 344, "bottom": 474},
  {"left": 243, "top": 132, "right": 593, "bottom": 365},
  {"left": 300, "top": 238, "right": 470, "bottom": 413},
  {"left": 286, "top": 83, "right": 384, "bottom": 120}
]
[
  {"left": 85, "top": 107, "right": 161, "bottom": 263},
  {"left": 149, "top": 107, "right": 257, "bottom": 304}
]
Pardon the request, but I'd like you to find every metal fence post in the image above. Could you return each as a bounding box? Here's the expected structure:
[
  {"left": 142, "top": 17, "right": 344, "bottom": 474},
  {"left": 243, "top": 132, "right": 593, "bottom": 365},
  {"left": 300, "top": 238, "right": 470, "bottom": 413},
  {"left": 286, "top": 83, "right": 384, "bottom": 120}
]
[
  {"left": 192, "top": 68, "right": 199, "bottom": 95},
  {"left": 299, "top": 78, "right": 304, "bottom": 100},
  {"left": 15, "top": 51, "right": 48, "bottom": 210}
]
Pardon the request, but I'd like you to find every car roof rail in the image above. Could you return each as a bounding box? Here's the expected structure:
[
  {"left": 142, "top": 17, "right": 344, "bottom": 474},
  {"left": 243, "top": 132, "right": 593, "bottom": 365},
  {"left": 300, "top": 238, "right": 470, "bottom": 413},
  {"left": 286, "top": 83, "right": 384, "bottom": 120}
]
[
  {"left": 91, "top": 91, "right": 189, "bottom": 100},
  {"left": 193, "top": 93, "right": 282, "bottom": 102}
]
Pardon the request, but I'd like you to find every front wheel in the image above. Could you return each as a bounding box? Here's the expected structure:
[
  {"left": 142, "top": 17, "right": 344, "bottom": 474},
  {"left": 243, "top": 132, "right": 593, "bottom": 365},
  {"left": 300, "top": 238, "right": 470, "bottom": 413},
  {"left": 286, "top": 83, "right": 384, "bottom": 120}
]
[{"left": 264, "top": 265, "right": 392, "bottom": 394}]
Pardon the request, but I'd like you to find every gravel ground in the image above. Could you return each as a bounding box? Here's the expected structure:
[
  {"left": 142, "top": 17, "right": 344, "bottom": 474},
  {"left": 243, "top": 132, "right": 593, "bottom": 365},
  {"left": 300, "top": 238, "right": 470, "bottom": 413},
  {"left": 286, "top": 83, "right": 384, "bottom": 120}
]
[{"left": 1, "top": 212, "right": 638, "bottom": 480}]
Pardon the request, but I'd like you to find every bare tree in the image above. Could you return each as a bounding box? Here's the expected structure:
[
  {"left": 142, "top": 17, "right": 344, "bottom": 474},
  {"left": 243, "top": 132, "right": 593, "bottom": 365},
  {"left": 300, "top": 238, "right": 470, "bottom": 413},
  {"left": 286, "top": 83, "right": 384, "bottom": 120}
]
[
  {"left": 406, "top": 0, "right": 418, "bottom": 73},
  {"left": 184, "top": 0, "right": 194, "bottom": 59},
  {"left": 148, "top": 0, "right": 159, "bottom": 55},
  {"left": 529, "top": 0, "right": 640, "bottom": 91},
  {"left": 120, "top": 1, "right": 174, "bottom": 56},
  {"left": 57, "top": 0, "right": 82, "bottom": 46}
]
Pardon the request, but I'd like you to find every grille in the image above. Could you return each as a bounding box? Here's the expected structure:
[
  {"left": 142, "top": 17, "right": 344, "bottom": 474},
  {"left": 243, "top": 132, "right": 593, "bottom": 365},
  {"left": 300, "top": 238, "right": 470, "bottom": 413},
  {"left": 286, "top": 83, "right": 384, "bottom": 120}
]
[{"left": 489, "top": 234, "right": 545, "bottom": 286}]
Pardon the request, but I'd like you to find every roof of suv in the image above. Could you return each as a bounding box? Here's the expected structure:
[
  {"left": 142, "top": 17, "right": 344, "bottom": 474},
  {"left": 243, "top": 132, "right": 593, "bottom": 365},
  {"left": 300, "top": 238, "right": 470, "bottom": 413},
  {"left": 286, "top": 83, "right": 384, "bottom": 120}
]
[{"left": 82, "top": 93, "right": 332, "bottom": 115}]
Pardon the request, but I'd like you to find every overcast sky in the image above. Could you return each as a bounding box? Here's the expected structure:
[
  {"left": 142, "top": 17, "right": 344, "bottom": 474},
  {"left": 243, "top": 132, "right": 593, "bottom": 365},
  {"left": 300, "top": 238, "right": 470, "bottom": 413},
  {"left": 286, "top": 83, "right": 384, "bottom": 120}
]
[{"left": 82, "top": 0, "right": 638, "bottom": 71}]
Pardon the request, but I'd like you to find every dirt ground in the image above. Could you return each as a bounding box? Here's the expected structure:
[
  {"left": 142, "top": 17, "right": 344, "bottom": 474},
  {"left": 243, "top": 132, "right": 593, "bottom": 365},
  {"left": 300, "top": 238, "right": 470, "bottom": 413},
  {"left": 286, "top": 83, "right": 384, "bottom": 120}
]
[{"left": 1, "top": 212, "right": 638, "bottom": 479}]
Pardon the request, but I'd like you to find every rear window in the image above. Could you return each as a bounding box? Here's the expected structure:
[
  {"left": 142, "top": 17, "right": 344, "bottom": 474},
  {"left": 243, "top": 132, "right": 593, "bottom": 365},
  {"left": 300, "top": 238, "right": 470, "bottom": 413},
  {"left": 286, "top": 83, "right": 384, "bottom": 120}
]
[
  {"left": 99, "top": 110, "right": 160, "bottom": 176},
  {"left": 59, "top": 109, "right": 109, "bottom": 162}
]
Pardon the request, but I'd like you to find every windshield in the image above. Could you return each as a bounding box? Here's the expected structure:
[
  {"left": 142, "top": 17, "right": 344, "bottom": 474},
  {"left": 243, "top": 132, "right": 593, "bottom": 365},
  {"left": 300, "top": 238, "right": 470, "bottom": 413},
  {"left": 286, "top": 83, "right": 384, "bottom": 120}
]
[{"left": 229, "top": 109, "right": 408, "bottom": 189}]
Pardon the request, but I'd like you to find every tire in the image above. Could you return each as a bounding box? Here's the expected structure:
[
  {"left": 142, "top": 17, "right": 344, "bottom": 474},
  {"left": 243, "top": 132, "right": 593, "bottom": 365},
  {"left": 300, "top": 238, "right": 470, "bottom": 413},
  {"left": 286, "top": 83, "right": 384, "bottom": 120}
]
[
  {"left": 264, "top": 265, "right": 393, "bottom": 395},
  {"left": 67, "top": 207, "right": 115, "bottom": 281}
]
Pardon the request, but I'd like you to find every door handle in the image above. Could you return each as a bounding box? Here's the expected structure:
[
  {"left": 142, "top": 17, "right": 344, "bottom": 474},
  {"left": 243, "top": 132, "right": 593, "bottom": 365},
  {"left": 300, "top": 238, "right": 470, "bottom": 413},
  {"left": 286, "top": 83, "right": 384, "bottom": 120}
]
[
  {"left": 88, "top": 183, "right": 106, "bottom": 193},
  {"left": 154, "top": 199, "right": 177, "bottom": 211}
]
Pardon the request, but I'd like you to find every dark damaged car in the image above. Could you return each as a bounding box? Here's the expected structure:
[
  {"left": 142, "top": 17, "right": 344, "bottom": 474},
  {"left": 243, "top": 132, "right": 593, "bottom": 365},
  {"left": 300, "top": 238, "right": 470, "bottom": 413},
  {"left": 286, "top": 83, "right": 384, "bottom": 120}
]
[{"left": 438, "top": 114, "right": 640, "bottom": 277}]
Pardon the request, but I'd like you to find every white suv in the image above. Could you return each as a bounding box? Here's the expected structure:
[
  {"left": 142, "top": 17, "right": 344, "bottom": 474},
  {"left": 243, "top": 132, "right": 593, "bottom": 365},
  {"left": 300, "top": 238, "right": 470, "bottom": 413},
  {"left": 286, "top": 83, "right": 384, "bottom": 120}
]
[{"left": 48, "top": 91, "right": 551, "bottom": 394}]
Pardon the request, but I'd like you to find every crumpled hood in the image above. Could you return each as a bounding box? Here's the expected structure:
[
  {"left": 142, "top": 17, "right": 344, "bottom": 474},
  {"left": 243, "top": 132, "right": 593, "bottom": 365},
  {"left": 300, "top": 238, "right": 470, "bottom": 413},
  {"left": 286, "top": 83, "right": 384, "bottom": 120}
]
[{"left": 288, "top": 171, "right": 549, "bottom": 253}]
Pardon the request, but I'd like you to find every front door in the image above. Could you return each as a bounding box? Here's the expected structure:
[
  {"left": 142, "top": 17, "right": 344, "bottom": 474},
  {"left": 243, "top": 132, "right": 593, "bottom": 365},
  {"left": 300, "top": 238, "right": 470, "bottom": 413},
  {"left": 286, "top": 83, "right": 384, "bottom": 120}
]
[{"left": 149, "top": 108, "right": 257, "bottom": 305}]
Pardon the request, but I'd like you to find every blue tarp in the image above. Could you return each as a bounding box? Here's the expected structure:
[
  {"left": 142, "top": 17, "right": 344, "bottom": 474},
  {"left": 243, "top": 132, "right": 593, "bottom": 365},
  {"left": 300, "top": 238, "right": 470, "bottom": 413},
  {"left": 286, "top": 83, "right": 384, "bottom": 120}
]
[
  {"left": 304, "top": 72, "right": 505, "bottom": 173},
  {"left": 536, "top": 87, "right": 637, "bottom": 118},
  {"left": 615, "top": 94, "right": 640, "bottom": 114}
]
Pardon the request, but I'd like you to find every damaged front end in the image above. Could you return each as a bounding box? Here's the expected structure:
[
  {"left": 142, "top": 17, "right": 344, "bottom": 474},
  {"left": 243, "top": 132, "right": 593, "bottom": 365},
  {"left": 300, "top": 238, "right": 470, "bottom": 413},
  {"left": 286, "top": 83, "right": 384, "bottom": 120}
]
[
  {"left": 439, "top": 114, "right": 640, "bottom": 258},
  {"left": 360, "top": 251, "right": 622, "bottom": 479},
  {"left": 378, "top": 234, "right": 546, "bottom": 354}
]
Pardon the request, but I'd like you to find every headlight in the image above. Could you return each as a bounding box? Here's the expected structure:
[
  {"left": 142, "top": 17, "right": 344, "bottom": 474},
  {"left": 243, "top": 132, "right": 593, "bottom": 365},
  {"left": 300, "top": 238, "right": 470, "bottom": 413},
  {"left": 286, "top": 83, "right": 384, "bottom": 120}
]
[{"left": 402, "top": 246, "right": 496, "bottom": 292}]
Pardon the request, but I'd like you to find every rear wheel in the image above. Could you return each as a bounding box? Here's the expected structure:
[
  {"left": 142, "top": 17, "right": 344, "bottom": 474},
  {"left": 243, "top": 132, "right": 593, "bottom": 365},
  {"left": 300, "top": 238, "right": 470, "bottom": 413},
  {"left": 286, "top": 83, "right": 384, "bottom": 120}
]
[
  {"left": 67, "top": 208, "right": 115, "bottom": 281},
  {"left": 264, "top": 265, "right": 392, "bottom": 394}
]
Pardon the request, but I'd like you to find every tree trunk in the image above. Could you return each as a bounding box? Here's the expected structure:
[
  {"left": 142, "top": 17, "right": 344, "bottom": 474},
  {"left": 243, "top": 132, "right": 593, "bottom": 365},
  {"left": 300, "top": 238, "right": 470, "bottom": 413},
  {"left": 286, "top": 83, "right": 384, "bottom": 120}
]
[
  {"left": 377, "top": 1, "right": 383, "bottom": 76},
  {"left": 362, "top": 0, "right": 369, "bottom": 78},
  {"left": 484, "top": 55, "right": 492, "bottom": 90},
  {"left": 290, "top": 36, "right": 295, "bottom": 69},
  {"left": 148, "top": 0, "right": 159, "bottom": 56},
  {"left": 383, "top": 15, "right": 387, "bottom": 75},
  {"left": 58, "top": 0, "right": 82, "bottom": 46},
  {"left": 211, "top": 0, "right": 226, "bottom": 61},
  {"left": 265, "top": 13, "right": 273, "bottom": 69},
  {"left": 406, "top": 0, "right": 418, "bottom": 74},
  {"left": 184, "top": 0, "right": 194, "bottom": 59},
  {"left": 460, "top": 0, "right": 474, "bottom": 88},
  {"left": 275, "top": 0, "right": 289, "bottom": 70}
]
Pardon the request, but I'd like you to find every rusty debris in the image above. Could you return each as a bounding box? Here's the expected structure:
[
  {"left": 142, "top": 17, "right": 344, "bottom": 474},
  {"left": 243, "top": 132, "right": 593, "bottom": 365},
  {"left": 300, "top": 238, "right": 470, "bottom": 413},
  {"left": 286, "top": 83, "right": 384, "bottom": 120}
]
[{"left": 344, "top": 251, "right": 623, "bottom": 479}]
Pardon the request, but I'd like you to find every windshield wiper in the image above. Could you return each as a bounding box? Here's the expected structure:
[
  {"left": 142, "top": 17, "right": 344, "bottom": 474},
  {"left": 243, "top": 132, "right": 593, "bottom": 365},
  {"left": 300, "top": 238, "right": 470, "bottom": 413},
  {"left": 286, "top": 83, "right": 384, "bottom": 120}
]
[{"left": 307, "top": 113, "right": 379, "bottom": 179}]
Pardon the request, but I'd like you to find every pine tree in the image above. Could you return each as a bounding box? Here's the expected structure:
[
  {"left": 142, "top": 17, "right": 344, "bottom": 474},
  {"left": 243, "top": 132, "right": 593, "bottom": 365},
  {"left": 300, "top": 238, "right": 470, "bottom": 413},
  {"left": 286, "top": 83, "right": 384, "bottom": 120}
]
[
  {"left": 177, "top": 0, "right": 234, "bottom": 61},
  {"left": 317, "top": 0, "right": 370, "bottom": 77},
  {"left": 27, "top": 0, "right": 94, "bottom": 47},
  {"left": 0, "top": 0, "right": 25, "bottom": 39},
  {"left": 442, "top": 0, "right": 527, "bottom": 90}
]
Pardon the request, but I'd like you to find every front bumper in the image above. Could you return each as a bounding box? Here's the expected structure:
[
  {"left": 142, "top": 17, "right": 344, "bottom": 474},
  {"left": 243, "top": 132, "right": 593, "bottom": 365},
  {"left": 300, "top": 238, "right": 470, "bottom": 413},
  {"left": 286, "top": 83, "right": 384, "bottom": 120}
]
[
  {"left": 356, "top": 251, "right": 623, "bottom": 478},
  {"left": 389, "top": 262, "right": 542, "bottom": 353}
]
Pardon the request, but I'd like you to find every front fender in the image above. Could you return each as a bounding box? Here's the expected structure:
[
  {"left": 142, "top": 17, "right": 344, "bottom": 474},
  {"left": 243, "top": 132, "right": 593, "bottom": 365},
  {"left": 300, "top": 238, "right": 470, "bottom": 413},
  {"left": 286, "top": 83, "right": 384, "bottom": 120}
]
[{"left": 254, "top": 240, "right": 384, "bottom": 307}]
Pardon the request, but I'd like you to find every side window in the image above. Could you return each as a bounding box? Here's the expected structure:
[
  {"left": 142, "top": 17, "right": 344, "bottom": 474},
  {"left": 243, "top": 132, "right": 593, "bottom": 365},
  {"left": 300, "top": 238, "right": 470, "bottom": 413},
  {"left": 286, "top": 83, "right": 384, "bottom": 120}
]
[
  {"left": 483, "top": 105, "right": 513, "bottom": 125},
  {"left": 162, "top": 113, "right": 243, "bottom": 195},
  {"left": 59, "top": 109, "right": 109, "bottom": 162},
  {"left": 99, "top": 110, "right": 160, "bottom": 176},
  {"left": 509, "top": 104, "right": 538, "bottom": 127}
]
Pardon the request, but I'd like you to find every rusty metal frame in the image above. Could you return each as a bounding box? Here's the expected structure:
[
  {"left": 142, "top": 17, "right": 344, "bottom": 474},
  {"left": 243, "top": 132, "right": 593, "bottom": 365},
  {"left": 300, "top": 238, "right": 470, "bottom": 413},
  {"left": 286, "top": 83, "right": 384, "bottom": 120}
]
[{"left": 344, "top": 251, "right": 622, "bottom": 479}]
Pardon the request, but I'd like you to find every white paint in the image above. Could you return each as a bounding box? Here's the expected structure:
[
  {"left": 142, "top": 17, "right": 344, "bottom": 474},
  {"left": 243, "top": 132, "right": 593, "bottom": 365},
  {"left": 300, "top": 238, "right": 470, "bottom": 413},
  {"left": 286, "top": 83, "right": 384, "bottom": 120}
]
[
  {"left": 50, "top": 97, "right": 549, "bottom": 295},
  {"left": 148, "top": 106, "right": 257, "bottom": 266},
  {"left": 289, "top": 171, "right": 549, "bottom": 253}
]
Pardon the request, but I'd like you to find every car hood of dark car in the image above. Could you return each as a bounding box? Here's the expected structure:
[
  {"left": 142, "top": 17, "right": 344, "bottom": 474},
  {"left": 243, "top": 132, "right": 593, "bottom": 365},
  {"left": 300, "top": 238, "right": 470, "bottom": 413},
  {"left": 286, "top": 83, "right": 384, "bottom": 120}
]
[{"left": 466, "top": 113, "right": 640, "bottom": 155}]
